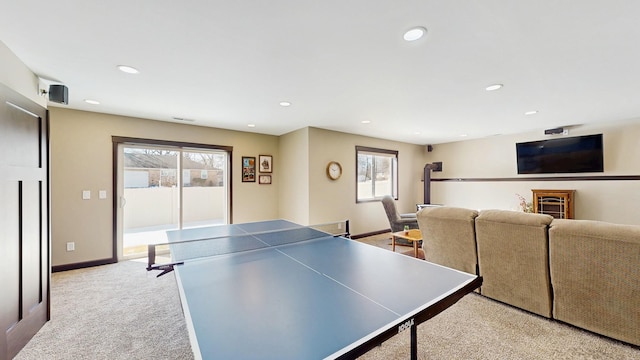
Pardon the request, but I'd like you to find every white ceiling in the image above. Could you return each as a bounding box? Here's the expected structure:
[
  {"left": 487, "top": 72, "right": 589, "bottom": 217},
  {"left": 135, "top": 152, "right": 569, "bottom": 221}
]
[{"left": 2, "top": 1, "right": 640, "bottom": 144}]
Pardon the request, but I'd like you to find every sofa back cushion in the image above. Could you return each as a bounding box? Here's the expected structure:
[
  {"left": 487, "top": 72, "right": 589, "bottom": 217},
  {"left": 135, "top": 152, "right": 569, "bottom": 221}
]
[
  {"left": 475, "top": 210, "right": 554, "bottom": 317},
  {"left": 417, "top": 206, "right": 478, "bottom": 275},
  {"left": 549, "top": 219, "right": 640, "bottom": 346}
]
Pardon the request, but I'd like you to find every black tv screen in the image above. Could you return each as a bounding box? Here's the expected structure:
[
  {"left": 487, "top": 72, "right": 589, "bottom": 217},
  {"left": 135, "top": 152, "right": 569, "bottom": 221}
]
[{"left": 516, "top": 134, "right": 604, "bottom": 174}]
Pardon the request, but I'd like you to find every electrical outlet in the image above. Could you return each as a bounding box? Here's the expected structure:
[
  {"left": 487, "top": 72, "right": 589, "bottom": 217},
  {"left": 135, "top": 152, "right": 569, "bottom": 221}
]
[
  {"left": 82, "top": 190, "right": 91, "bottom": 200},
  {"left": 66, "top": 242, "right": 75, "bottom": 251}
]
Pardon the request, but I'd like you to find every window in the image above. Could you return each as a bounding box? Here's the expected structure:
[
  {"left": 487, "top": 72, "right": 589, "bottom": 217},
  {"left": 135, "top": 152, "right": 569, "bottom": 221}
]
[{"left": 356, "top": 146, "right": 398, "bottom": 202}]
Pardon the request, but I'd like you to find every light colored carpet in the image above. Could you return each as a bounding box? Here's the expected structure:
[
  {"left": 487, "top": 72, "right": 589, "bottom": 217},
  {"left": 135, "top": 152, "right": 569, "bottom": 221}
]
[
  {"left": 15, "top": 260, "right": 193, "bottom": 360},
  {"left": 15, "top": 250, "right": 639, "bottom": 359}
]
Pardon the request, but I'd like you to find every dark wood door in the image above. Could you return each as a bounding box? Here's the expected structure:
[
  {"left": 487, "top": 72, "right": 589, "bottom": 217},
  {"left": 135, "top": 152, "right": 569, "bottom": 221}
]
[{"left": 0, "top": 83, "right": 50, "bottom": 360}]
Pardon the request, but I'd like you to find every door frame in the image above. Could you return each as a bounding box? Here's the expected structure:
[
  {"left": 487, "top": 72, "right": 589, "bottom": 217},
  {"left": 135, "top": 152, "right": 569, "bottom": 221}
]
[{"left": 112, "top": 136, "right": 233, "bottom": 261}]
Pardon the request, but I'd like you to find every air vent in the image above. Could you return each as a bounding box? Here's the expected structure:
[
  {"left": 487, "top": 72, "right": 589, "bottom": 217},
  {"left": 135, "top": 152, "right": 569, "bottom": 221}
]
[{"left": 172, "top": 117, "right": 195, "bottom": 122}]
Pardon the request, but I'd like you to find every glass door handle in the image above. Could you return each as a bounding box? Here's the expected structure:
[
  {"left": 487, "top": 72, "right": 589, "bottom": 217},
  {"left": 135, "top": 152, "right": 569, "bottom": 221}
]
[{"left": 120, "top": 196, "right": 127, "bottom": 208}]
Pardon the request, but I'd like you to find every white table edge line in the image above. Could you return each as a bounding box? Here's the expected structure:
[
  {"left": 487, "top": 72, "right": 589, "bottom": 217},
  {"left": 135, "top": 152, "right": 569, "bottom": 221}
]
[{"left": 174, "top": 267, "right": 203, "bottom": 360}]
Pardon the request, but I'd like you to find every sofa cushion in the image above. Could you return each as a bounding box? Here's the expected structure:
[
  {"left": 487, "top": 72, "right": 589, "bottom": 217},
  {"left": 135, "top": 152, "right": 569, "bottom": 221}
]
[
  {"left": 475, "top": 210, "right": 554, "bottom": 317},
  {"left": 549, "top": 219, "right": 640, "bottom": 346},
  {"left": 417, "top": 206, "right": 478, "bottom": 275}
]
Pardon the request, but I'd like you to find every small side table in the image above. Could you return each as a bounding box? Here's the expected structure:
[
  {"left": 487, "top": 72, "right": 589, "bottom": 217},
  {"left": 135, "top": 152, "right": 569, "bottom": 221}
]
[{"left": 391, "top": 229, "right": 423, "bottom": 258}]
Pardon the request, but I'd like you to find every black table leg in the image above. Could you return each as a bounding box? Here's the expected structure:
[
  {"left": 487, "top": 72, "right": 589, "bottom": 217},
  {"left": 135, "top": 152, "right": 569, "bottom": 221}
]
[{"left": 410, "top": 323, "right": 417, "bottom": 360}]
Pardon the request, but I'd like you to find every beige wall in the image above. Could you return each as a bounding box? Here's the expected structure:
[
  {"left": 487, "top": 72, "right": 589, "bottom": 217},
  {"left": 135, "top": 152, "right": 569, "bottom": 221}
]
[
  {"left": 307, "top": 127, "right": 427, "bottom": 235},
  {"left": 50, "top": 108, "right": 279, "bottom": 266},
  {"left": 278, "top": 128, "right": 310, "bottom": 224},
  {"left": 278, "top": 127, "right": 429, "bottom": 234},
  {"left": 50, "top": 112, "right": 428, "bottom": 266},
  {"left": 46, "top": 110, "right": 640, "bottom": 268},
  {"left": 427, "top": 120, "right": 640, "bottom": 225},
  {"left": 0, "top": 41, "right": 46, "bottom": 107}
]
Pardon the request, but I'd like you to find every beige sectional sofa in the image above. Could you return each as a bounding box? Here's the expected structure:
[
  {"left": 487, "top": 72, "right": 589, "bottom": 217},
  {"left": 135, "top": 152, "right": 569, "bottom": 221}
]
[
  {"left": 418, "top": 206, "right": 478, "bottom": 275},
  {"left": 475, "top": 210, "right": 554, "bottom": 318},
  {"left": 549, "top": 219, "right": 640, "bottom": 347},
  {"left": 416, "top": 207, "right": 640, "bottom": 347}
]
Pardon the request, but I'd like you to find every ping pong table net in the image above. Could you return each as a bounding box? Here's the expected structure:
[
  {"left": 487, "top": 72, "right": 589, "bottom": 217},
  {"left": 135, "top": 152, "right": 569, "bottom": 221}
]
[{"left": 147, "top": 220, "right": 350, "bottom": 277}]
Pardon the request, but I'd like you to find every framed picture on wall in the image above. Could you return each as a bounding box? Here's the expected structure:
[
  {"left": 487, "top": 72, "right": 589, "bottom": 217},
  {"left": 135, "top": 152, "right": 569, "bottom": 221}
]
[
  {"left": 242, "top": 156, "right": 256, "bottom": 182},
  {"left": 259, "top": 174, "right": 272, "bottom": 184},
  {"left": 259, "top": 155, "right": 273, "bottom": 173}
]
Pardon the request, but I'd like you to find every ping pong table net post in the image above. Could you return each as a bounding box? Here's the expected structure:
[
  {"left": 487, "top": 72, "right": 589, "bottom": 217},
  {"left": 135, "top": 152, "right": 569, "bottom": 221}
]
[
  {"left": 146, "top": 244, "right": 183, "bottom": 277},
  {"left": 309, "top": 219, "right": 350, "bottom": 239},
  {"left": 147, "top": 220, "right": 350, "bottom": 277}
]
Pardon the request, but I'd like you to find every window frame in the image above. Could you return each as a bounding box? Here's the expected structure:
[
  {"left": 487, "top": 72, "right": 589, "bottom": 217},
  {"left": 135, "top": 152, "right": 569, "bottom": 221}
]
[{"left": 355, "top": 145, "right": 399, "bottom": 203}]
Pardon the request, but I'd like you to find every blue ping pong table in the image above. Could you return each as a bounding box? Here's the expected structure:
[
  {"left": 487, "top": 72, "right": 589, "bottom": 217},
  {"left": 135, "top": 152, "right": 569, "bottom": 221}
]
[{"left": 150, "top": 220, "right": 482, "bottom": 359}]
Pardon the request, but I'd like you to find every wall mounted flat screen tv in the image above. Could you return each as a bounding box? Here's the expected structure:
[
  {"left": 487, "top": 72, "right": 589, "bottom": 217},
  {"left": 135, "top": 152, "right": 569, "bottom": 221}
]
[{"left": 516, "top": 134, "right": 604, "bottom": 174}]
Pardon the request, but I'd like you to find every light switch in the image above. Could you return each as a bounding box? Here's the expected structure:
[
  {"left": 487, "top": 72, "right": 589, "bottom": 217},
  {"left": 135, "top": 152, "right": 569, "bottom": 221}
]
[
  {"left": 99, "top": 190, "right": 107, "bottom": 199},
  {"left": 82, "top": 190, "right": 91, "bottom": 200}
]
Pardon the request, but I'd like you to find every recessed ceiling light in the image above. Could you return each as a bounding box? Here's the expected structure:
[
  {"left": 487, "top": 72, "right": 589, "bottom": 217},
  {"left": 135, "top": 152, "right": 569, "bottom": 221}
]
[
  {"left": 485, "top": 84, "right": 503, "bottom": 91},
  {"left": 361, "top": 120, "right": 371, "bottom": 124},
  {"left": 117, "top": 65, "right": 139, "bottom": 74},
  {"left": 403, "top": 27, "right": 427, "bottom": 41},
  {"left": 279, "top": 101, "right": 291, "bottom": 107},
  {"left": 248, "top": 124, "right": 256, "bottom": 128},
  {"left": 84, "top": 99, "right": 100, "bottom": 105},
  {"left": 460, "top": 134, "right": 468, "bottom": 137},
  {"left": 524, "top": 110, "right": 538, "bottom": 115}
]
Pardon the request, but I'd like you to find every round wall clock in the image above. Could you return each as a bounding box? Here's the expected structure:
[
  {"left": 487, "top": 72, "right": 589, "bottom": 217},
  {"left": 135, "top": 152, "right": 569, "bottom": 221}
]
[{"left": 326, "top": 161, "right": 342, "bottom": 180}]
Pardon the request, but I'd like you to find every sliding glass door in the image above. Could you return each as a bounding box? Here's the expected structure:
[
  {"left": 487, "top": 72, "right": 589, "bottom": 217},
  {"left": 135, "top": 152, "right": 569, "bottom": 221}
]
[
  {"left": 181, "top": 150, "right": 228, "bottom": 228},
  {"left": 116, "top": 142, "right": 229, "bottom": 260}
]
